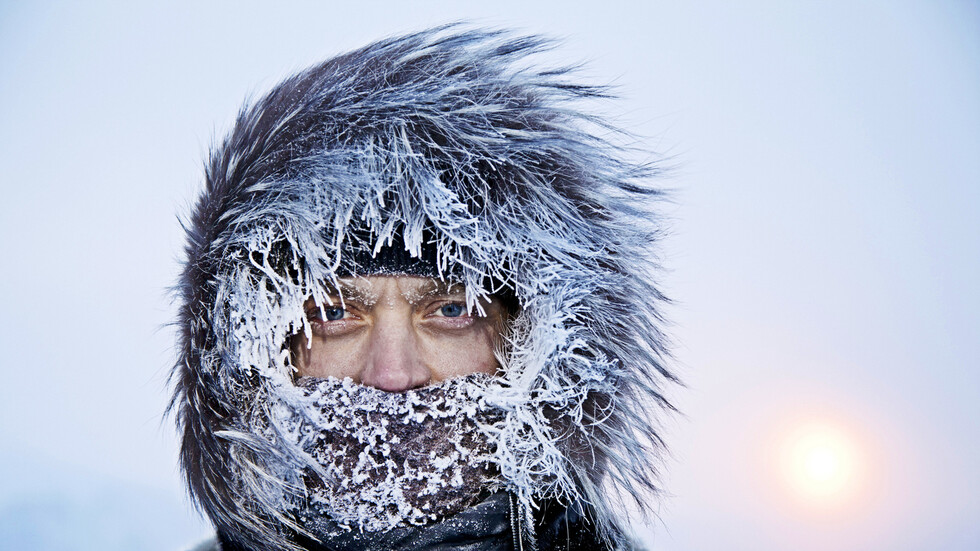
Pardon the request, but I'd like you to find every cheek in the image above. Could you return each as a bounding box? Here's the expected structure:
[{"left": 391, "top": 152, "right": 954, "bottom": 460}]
[
  {"left": 421, "top": 324, "right": 500, "bottom": 381},
  {"left": 292, "top": 333, "right": 367, "bottom": 379}
]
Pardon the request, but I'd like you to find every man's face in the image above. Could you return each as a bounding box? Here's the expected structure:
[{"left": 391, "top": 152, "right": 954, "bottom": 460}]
[{"left": 291, "top": 276, "right": 507, "bottom": 391}]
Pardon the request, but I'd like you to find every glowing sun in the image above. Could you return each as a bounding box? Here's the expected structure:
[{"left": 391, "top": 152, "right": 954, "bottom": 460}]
[{"left": 780, "top": 422, "right": 862, "bottom": 504}]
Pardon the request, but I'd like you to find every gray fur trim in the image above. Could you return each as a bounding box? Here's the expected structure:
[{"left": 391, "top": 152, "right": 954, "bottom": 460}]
[{"left": 170, "top": 23, "right": 674, "bottom": 550}]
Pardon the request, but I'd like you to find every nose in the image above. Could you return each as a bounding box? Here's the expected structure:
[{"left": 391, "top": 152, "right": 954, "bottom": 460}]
[{"left": 359, "top": 313, "right": 430, "bottom": 392}]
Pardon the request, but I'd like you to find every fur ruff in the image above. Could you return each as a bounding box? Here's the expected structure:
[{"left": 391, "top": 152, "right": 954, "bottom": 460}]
[{"left": 170, "top": 24, "right": 675, "bottom": 550}]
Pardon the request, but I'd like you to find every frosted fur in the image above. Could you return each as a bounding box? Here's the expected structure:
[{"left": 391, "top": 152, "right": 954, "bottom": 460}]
[{"left": 171, "top": 25, "right": 674, "bottom": 550}]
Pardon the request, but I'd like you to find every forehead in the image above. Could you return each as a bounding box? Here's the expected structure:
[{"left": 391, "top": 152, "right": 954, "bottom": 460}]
[{"left": 332, "top": 275, "right": 464, "bottom": 303}]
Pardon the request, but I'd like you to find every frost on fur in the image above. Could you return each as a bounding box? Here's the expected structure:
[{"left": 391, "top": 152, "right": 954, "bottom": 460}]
[{"left": 171, "top": 24, "right": 674, "bottom": 551}]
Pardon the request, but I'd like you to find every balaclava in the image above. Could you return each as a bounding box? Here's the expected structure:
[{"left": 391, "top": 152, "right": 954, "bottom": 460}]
[
  {"left": 172, "top": 24, "right": 675, "bottom": 551},
  {"left": 287, "top": 375, "right": 501, "bottom": 536}
]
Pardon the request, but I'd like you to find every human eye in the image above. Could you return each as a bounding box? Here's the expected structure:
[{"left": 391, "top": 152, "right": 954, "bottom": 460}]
[
  {"left": 423, "top": 299, "right": 477, "bottom": 331},
  {"left": 308, "top": 306, "right": 346, "bottom": 321},
  {"left": 306, "top": 304, "right": 334, "bottom": 320},
  {"left": 305, "top": 299, "right": 360, "bottom": 336},
  {"left": 434, "top": 302, "right": 466, "bottom": 318}
]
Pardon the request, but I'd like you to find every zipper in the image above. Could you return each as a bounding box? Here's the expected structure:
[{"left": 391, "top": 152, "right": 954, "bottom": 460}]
[
  {"left": 509, "top": 493, "right": 538, "bottom": 551},
  {"left": 509, "top": 493, "right": 523, "bottom": 551}
]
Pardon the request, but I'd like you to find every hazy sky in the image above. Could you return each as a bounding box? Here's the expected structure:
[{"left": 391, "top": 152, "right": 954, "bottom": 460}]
[{"left": 1, "top": 2, "right": 977, "bottom": 550}]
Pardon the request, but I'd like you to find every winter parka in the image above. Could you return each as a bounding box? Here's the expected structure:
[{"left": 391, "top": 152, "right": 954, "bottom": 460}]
[{"left": 171, "top": 24, "right": 674, "bottom": 551}]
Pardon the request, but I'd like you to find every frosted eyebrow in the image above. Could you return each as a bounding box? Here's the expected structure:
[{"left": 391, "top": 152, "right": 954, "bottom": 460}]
[
  {"left": 421, "top": 280, "right": 465, "bottom": 297},
  {"left": 324, "top": 280, "right": 378, "bottom": 306},
  {"left": 405, "top": 279, "right": 466, "bottom": 304}
]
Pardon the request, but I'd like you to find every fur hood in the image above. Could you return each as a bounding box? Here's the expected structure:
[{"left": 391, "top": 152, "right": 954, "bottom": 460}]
[{"left": 171, "top": 25, "right": 674, "bottom": 550}]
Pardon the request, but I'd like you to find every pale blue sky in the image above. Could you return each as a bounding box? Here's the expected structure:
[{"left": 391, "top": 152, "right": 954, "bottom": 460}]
[{"left": 1, "top": 2, "right": 977, "bottom": 550}]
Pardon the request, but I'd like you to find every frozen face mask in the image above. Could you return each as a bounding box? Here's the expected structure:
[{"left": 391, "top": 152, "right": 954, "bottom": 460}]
[{"left": 285, "top": 375, "right": 503, "bottom": 535}]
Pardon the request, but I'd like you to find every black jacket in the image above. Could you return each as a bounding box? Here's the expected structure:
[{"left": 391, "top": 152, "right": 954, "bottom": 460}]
[{"left": 210, "top": 493, "right": 608, "bottom": 551}]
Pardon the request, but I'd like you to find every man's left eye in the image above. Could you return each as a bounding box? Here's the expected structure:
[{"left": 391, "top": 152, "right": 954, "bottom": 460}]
[{"left": 438, "top": 303, "right": 466, "bottom": 317}]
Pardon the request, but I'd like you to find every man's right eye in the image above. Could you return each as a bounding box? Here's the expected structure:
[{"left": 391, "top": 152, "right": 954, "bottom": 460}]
[
  {"left": 308, "top": 307, "right": 346, "bottom": 322},
  {"left": 323, "top": 307, "right": 346, "bottom": 321}
]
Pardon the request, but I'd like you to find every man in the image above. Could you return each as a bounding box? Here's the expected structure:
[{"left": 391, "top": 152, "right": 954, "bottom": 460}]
[{"left": 172, "top": 25, "right": 674, "bottom": 551}]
